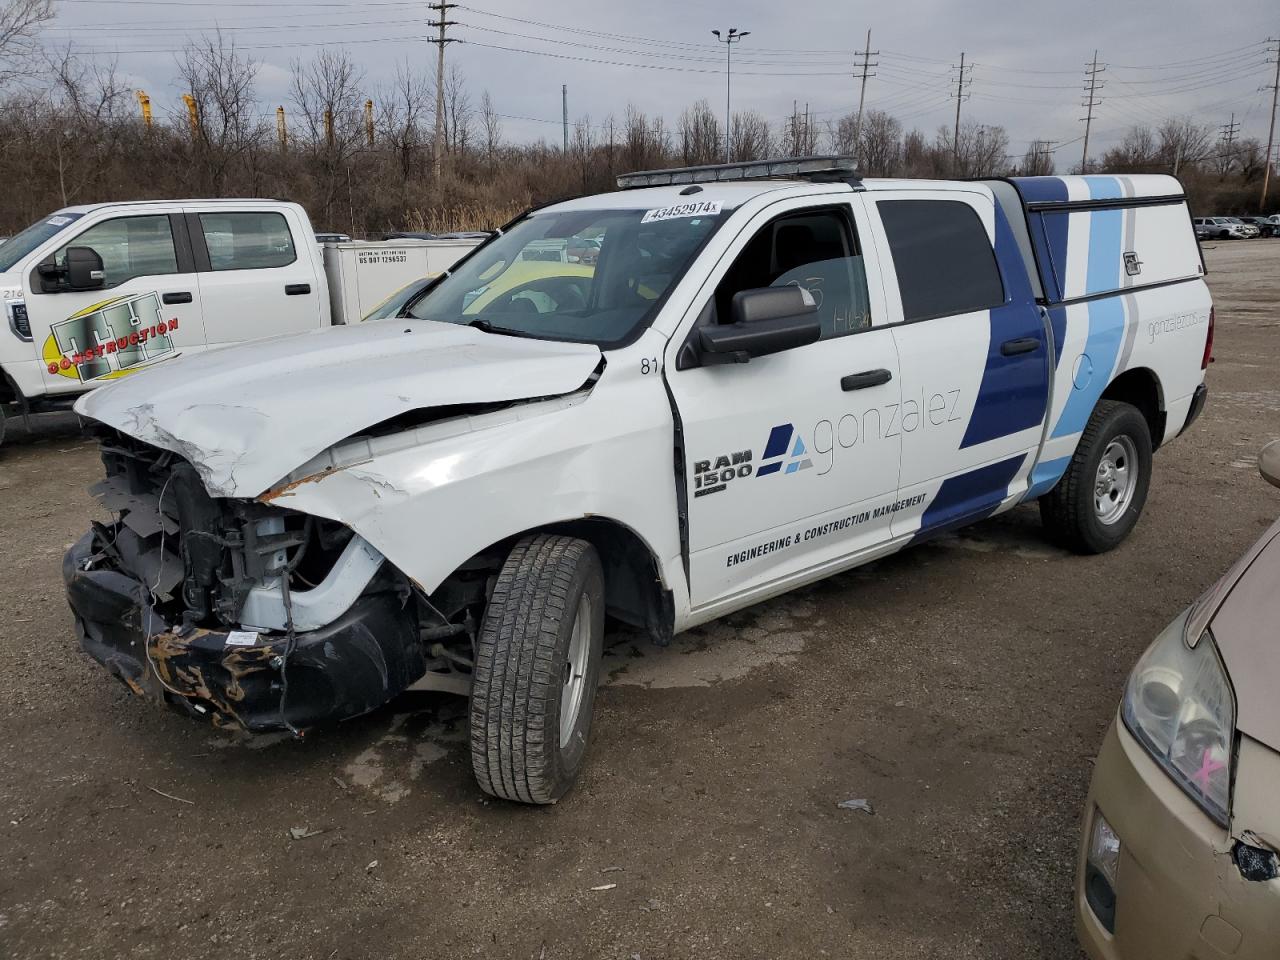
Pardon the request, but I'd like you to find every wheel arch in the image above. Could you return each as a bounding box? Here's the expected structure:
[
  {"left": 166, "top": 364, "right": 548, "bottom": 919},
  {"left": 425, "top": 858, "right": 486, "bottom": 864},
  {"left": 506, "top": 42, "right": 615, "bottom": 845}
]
[
  {"left": 445, "top": 516, "right": 675, "bottom": 646},
  {"left": 1101, "top": 367, "right": 1165, "bottom": 449}
]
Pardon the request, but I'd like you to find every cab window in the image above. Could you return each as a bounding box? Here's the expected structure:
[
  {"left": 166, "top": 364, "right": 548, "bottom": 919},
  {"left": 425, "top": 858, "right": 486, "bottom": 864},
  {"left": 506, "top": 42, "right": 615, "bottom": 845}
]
[
  {"left": 877, "top": 199, "right": 1005, "bottom": 322},
  {"left": 54, "top": 215, "right": 179, "bottom": 289},
  {"left": 713, "top": 207, "right": 872, "bottom": 338},
  {"left": 199, "top": 212, "right": 297, "bottom": 271}
]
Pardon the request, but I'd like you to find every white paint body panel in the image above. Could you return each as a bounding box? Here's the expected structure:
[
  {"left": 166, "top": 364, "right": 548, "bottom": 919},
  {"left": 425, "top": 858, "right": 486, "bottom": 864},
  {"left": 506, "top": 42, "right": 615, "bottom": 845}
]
[{"left": 323, "top": 239, "right": 480, "bottom": 324}]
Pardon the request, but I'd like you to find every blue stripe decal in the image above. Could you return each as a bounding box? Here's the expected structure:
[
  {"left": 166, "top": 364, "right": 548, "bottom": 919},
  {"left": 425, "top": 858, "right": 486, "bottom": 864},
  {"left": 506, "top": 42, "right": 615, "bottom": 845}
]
[
  {"left": 1014, "top": 177, "right": 1070, "bottom": 303},
  {"left": 1051, "top": 178, "right": 1127, "bottom": 438},
  {"left": 1045, "top": 304, "right": 1067, "bottom": 370},
  {"left": 910, "top": 454, "right": 1027, "bottom": 543},
  {"left": 1023, "top": 455, "right": 1072, "bottom": 501},
  {"left": 959, "top": 204, "right": 1049, "bottom": 449},
  {"left": 762, "top": 424, "right": 791, "bottom": 459}
]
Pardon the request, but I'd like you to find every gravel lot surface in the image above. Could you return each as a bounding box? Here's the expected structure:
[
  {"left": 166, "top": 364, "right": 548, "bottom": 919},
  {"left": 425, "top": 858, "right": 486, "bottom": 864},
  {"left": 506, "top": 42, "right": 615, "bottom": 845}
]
[{"left": 2, "top": 241, "right": 1277, "bottom": 959}]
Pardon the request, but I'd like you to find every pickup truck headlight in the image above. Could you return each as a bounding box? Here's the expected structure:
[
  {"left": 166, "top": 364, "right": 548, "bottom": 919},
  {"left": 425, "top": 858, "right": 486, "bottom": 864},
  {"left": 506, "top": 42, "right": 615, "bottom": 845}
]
[{"left": 1122, "top": 615, "right": 1235, "bottom": 825}]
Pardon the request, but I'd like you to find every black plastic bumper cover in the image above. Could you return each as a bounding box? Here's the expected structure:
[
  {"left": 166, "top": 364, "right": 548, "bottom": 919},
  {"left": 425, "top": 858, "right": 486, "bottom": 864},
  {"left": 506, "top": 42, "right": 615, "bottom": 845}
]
[
  {"left": 1180, "top": 382, "right": 1208, "bottom": 436},
  {"left": 63, "top": 532, "right": 424, "bottom": 732}
]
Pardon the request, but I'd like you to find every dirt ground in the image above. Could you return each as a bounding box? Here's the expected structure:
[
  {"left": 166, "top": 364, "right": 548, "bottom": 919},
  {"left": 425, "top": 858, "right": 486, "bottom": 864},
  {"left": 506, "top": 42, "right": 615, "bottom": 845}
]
[{"left": 2, "top": 241, "right": 1277, "bottom": 960}]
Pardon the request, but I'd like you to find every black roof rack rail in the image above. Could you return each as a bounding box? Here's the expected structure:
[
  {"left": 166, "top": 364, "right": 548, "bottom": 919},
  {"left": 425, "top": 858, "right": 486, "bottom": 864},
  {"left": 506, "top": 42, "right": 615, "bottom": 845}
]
[{"left": 616, "top": 155, "right": 863, "bottom": 190}]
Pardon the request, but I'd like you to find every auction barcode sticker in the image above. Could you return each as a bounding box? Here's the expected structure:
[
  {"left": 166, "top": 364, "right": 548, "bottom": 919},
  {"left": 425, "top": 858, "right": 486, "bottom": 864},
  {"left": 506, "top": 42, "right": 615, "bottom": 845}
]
[{"left": 641, "top": 200, "right": 723, "bottom": 224}]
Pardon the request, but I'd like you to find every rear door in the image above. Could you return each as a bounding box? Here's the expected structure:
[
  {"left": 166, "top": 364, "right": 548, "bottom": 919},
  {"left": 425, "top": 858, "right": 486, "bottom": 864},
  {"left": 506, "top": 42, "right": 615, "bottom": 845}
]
[
  {"left": 26, "top": 210, "right": 208, "bottom": 396},
  {"left": 665, "top": 195, "right": 903, "bottom": 613},
  {"left": 865, "top": 190, "right": 1050, "bottom": 541},
  {"left": 188, "top": 208, "right": 323, "bottom": 348}
]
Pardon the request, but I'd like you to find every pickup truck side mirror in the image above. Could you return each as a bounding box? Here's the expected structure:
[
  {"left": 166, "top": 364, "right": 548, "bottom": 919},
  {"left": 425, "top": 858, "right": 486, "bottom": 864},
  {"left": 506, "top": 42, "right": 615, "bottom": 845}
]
[
  {"left": 64, "top": 247, "right": 106, "bottom": 291},
  {"left": 695, "top": 286, "right": 821, "bottom": 366},
  {"left": 1260, "top": 440, "right": 1280, "bottom": 489}
]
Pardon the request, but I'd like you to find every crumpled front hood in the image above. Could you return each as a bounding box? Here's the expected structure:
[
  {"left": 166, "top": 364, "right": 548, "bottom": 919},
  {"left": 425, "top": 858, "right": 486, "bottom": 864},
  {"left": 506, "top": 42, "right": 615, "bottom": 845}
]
[
  {"left": 1197, "top": 517, "right": 1280, "bottom": 751},
  {"left": 75, "top": 320, "right": 602, "bottom": 498}
]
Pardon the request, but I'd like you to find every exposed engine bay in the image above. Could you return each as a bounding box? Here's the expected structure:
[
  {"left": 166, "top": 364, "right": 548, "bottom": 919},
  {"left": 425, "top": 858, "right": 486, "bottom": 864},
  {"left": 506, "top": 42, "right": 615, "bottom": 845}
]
[{"left": 63, "top": 426, "right": 485, "bottom": 732}]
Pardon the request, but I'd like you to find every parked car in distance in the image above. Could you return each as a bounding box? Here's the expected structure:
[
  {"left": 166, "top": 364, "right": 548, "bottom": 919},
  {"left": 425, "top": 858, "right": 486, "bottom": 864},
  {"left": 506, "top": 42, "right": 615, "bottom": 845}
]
[
  {"left": 1075, "top": 439, "right": 1280, "bottom": 959},
  {"left": 1227, "top": 217, "right": 1260, "bottom": 239},
  {"left": 1192, "top": 217, "right": 1249, "bottom": 240},
  {"left": 1241, "top": 215, "right": 1280, "bottom": 238}
]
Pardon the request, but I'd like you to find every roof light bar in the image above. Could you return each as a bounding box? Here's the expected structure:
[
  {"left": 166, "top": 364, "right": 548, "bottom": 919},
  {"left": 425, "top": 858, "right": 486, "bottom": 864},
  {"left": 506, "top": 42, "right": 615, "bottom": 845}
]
[{"left": 617, "top": 155, "right": 861, "bottom": 190}]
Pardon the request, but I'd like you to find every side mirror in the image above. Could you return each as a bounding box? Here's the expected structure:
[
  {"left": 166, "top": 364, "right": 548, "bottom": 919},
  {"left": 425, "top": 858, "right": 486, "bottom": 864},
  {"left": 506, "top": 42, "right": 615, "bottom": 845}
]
[
  {"left": 697, "top": 286, "right": 821, "bottom": 365},
  {"left": 1260, "top": 440, "right": 1280, "bottom": 489},
  {"left": 65, "top": 246, "right": 105, "bottom": 291}
]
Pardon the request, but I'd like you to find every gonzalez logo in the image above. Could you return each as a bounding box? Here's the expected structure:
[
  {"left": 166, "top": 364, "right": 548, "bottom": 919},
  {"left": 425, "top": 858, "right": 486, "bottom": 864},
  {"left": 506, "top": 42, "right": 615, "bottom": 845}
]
[{"left": 757, "top": 424, "right": 813, "bottom": 477}]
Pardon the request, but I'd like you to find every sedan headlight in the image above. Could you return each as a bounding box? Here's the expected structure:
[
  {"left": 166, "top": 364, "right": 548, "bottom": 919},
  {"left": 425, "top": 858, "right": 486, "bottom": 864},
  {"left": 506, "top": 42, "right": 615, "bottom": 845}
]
[{"left": 1122, "top": 614, "right": 1235, "bottom": 825}]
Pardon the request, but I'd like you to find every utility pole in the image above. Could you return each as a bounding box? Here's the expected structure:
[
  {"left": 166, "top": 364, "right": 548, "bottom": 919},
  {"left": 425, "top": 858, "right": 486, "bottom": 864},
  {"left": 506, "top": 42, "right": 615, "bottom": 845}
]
[
  {"left": 712, "top": 27, "right": 750, "bottom": 163},
  {"left": 562, "top": 84, "right": 568, "bottom": 153},
  {"left": 428, "top": 0, "right": 458, "bottom": 182},
  {"left": 364, "top": 98, "right": 375, "bottom": 148},
  {"left": 1081, "top": 50, "right": 1104, "bottom": 174},
  {"left": 1262, "top": 38, "right": 1280, "bottom": 212},
  {"left": 276, "top": 106, "right": 288, "bottom": 153},
  {"left": 951, "top": 52, "right": 972, "bottom": 171},
  {"left": 852, "top": 29, "right": 878, "bottom": 153}
]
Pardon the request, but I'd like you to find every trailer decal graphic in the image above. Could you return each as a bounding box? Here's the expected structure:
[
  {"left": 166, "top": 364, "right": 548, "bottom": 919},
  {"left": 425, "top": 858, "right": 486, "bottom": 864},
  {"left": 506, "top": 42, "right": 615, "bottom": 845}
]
[{"left": 42, "top": 292, "right": 180, "bottom": 383}]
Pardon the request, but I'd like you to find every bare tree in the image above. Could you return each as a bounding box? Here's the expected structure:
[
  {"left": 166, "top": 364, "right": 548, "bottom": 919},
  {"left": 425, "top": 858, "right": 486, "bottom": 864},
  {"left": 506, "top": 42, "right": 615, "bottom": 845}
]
[
  {"left": 1102, "top": 125, "right": 1158, "bottom": 172},
  {"left": 858, "top": 110, "right": 902, "bottom": 176},
  {"left": 442, "top": 63, "right": 472, "bottom": 156},
  {"left": 175, "top": 34, "right": 269, "bottom": 194},
  {"left": 479, "top": 89, "right": 502, "bottom": 164},
  {"left": 730, "top": 110, "right": 771, "bottom": 161},
  {"left": 377, "top": 61, "right": 430, "bottom": 183},
  {"left": 0, "top": 0, "right": 51, "bottom": 87},
  {"left": 678, "top": 99, "right": 720, "bottom": 166},
  {"left": 571, "top": 114, "right": 593, "bottom": 192},
  {"left": 1157, "top": 117, "right": 1212, "bottom": 174},
  {"left": 291, "top": 49, "right": 366, "bottom": 229},
  {"left": 1021, "top": 139, "right": 1056, "bottom": 177}
]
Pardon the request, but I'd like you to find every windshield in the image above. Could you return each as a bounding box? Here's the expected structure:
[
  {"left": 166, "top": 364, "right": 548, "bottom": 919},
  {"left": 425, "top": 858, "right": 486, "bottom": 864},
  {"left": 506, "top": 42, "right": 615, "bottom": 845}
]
[
  {"left": 363, "top": 276, "right": 433, "bottom": 321},
  {"left": 406, "top": 205, "right": 727, "bottom": 345},
  {"left": 0, "top": 211, "right": 84, "bottom": 273}
]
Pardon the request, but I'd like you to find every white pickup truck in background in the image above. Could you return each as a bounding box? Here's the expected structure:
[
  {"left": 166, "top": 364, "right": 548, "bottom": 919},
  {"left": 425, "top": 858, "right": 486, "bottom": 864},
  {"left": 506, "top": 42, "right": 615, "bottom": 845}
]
[{"left": 0, "top": 199, "right": 480, "bottom": 446}]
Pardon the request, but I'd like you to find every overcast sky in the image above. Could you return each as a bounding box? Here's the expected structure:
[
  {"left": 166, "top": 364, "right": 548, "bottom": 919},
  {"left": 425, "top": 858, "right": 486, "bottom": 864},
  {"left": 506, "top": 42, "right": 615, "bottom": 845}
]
[{"left": 41, "top": 0, "right": 1280, "bottom": 164}]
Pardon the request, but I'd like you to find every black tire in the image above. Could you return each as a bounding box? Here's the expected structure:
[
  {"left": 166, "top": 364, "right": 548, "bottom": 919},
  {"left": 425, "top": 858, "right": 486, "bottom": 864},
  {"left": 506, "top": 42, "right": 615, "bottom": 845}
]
[
  {"left": 1039, "top": 400, "right": 1153, "bottom": 555},
  {"left": 470, "top": 533, "right": 605, "bottom": 804},
  {"left": 1218, "top": 230, "right": 1230, "bottom": 239}
]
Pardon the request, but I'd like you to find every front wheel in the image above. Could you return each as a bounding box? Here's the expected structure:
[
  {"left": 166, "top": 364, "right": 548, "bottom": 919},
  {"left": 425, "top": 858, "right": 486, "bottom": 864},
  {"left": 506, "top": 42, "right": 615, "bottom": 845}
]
[
  {"left": 1039, "top": 400, "right": 1153, "bottom": 554},
  {"left": 470, "top": 533, "right": 605, "bottom": 804}
]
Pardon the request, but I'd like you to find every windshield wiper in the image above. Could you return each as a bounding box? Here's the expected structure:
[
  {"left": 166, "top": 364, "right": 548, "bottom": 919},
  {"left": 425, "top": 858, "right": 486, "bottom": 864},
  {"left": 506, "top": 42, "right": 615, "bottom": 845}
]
[{"left": 466, "top": 318, "right": 534, "bottom": 338}]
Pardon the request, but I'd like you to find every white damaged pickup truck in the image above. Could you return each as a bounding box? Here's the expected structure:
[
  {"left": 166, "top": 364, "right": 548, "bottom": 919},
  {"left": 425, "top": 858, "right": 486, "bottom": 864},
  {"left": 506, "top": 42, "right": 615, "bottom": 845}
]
[{"left": 64, "top": 158, "right": 1213, "bottom": 803}]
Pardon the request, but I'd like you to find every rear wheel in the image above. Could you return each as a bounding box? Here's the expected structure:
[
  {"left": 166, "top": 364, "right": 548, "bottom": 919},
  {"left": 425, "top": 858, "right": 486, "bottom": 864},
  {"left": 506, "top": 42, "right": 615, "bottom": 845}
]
[
  {"left": 1039, "top": 400, "right": 1153, "bottom": 554},
  {"left": 470, "top": 533, "right": 605, "bottom": 804}
]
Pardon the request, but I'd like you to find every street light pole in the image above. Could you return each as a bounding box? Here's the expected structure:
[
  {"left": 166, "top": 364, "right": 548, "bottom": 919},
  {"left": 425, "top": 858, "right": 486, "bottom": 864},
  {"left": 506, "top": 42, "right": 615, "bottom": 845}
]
[{"left": 712, "top": 27, "right": 749, "bottom": 163}]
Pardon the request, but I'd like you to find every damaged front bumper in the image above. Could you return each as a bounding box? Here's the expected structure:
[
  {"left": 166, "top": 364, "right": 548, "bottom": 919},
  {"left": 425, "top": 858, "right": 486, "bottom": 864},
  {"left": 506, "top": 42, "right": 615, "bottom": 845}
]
[{"left": 63, "top": 532, "right": 425, "bottom": 731}]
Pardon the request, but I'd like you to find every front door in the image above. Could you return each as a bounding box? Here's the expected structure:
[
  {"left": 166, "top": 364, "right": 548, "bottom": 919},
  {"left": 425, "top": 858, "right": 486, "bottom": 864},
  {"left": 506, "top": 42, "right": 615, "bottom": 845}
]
[
  {"left": 187, "top": 208, "right": 323, "bottom": 348},
  {"left": 665, "top": 196, "right": 904, "bottom": 614},
  {"left": 865, "top": 190, "right": 1050, "bottom": 541},
  {"left": 27, "top": 211, "right": 208, "bottom": 397}
]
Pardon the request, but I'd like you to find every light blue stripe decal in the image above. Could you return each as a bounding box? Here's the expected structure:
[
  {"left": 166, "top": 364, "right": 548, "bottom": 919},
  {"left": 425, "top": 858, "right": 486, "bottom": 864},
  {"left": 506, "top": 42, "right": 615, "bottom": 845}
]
[
  {"left": 1023, "top": 455, "right": 1072, "bottom": 501},
  {"left": 1051, "top": 178, "right": 1127, "bottom": 438}
]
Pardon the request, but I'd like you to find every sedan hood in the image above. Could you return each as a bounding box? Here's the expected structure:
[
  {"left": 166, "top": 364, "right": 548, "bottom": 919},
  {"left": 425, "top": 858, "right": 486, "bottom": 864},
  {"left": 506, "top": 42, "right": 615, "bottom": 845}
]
[
  {"left": 1196, "top": 517, "right": 1280, "bottom": 751},
  {"left": 76, "top": 321, "right": 602, "bottom": 498}
]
